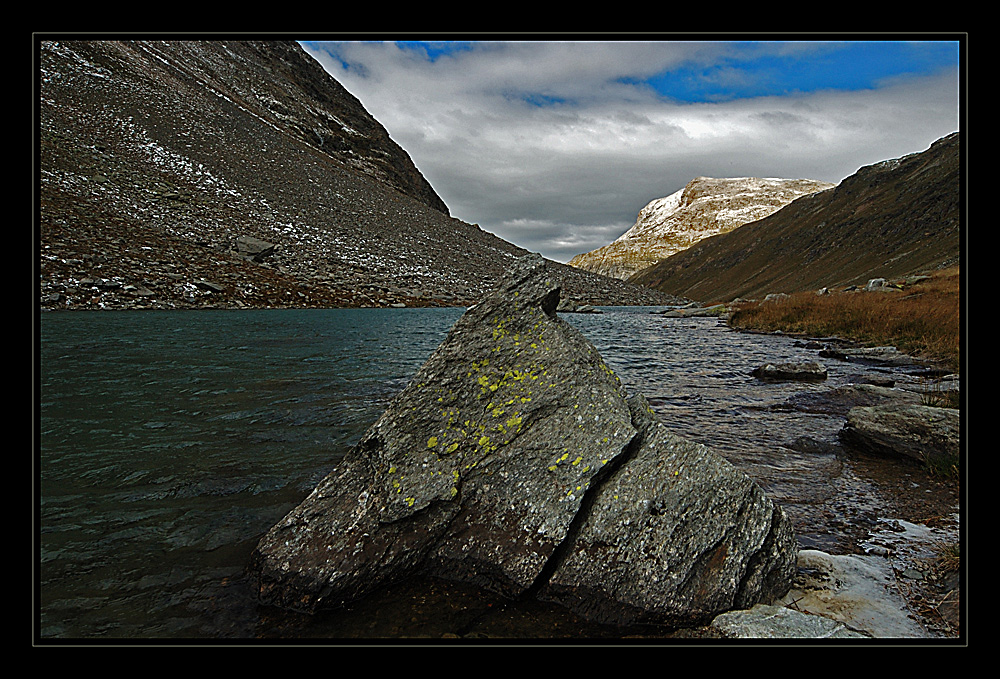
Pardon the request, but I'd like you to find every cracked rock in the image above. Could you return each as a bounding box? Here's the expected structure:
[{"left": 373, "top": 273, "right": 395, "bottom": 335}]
[{"left": 246, "top": 255, "right": 797, "bottom": 625}]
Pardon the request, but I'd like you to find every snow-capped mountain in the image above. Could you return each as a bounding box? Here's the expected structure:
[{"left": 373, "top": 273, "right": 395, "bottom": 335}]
[
  {"left": 568, "top": 176, "right": 836, "bottom": 280},
  {"left": 632, "top": 133, "right": 961, "bottom": 303}
]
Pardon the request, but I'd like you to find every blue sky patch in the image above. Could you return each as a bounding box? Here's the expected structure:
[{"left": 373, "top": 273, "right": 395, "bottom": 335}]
[
  {"left": 642, "top": 41, "right": 960, "bottom": 103},
  {"left": 393, "top": 40, "right": 477, "bottom": 61}
]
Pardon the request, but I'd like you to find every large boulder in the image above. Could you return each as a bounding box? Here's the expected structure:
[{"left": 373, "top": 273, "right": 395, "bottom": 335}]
[
  {"left": 246, "top": 254, "right": 797, "bottom": 626},
  {"left": 539, "top": 394, "right": 797, "bottom": 626}
]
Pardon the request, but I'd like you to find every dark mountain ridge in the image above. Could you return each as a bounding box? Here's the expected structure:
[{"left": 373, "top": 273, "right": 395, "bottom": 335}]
[
  {"left": 629, "top": 132, "right": 961, "bottom": 303},
  {"left": 38, "top": 39, "right": 677, "bottom": 310}
]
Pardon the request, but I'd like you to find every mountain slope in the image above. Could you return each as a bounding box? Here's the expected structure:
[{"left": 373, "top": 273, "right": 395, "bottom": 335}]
[
  {"left": 569, "top": 177, "right": 835, "bottom": 280},
  {"left": 629, "top": 133, "right": 961, "bottom": 303},
  {"left": 38, "top": 39, "right": 676, "bottom": 310}
]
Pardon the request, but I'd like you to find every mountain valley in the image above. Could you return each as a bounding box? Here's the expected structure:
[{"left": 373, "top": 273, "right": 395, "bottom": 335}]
[
  {"left": 569, "top": 176, "right": 836, "bottom": 280},
  {"left": 630, "top": 133, "right": 961, "bottom": 303},
  {"left": 38, "top": 40, "right": 679, "bottom": 311}
]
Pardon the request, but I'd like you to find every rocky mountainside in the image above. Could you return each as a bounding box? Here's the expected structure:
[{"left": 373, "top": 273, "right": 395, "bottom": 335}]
[
  {"left": 568, "top": 177, "right": 835, "bottom": 280},
  {"left": 630, "top": 132, "right": 961, "bottom": 303},
  {"left": 38, "top": 39, "right": 678, "bottom": 310}
]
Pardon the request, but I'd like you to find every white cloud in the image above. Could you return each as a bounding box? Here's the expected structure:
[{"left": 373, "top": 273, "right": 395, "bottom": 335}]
[{"left": 302, "top": 41, "right": 961, "bottom": 263}]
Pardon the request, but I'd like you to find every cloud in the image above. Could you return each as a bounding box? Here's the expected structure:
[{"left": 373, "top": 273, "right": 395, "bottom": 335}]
[{"left": 301, "top": 39, "right": 961, "bottom": 263}]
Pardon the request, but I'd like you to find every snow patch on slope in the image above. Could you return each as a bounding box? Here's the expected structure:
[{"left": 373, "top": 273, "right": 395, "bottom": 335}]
[{"left": 570, "top": 176, "right": 836, "bottom": 280}]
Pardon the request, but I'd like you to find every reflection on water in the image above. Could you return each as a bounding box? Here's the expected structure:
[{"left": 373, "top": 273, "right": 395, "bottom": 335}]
[{"left": 38, "top": 306, "right": 944, "bottom": 639}]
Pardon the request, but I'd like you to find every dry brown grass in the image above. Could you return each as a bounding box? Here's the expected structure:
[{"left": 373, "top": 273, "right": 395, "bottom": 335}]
[{"left": 727, "top": 266, "right": 961, "bottom": 373}]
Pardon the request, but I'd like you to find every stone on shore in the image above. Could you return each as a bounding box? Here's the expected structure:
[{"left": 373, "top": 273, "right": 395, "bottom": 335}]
[
  {"left": 819, "top": 345, "right": 920, "bottom": 366},
  {"left": 658, "top": 303, "right": 727, "bottom": 318},
  {"left": 839, "top": 404, "right": 960, "bottom": 471},
  {"left": 775, "top": 549, "right": 928, "bottom": 638},
  {"left": 246, "top": 254, "right": 797, "bottom": 626},
  {"left": 710, "top": 603, "right": 869, "bottom": 639}
]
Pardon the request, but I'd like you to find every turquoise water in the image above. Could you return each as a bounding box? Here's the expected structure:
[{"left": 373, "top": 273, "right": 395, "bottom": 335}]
[{"left": 38, "top": 307, "right": 926, "bottom": 640}]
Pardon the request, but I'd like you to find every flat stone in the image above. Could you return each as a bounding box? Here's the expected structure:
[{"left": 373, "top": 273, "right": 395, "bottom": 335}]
[
  {"left": 752, "top": 362, "right": 828, "bottom": 382},
  {"left": 194, "top": 280, "right": 225, "bottom": 293},
  {"left": 711, "top": 603, "right": 869, "bottom": 639},
  {"left": 839, "top": 404, "right": 960, "bottom": 470},
  {"left": 775, "top": 549, "right": 928, "bottom": 638},
  {"left": 236, "top": 236, "right": 277, "bottom": 262}
]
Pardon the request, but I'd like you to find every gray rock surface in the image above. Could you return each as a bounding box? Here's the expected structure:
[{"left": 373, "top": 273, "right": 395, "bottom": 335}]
[
  {"left": 235, "top": 236, "right": 277, "bottom": 262},
  {"left": 752, "top": 362, "right": 828, "bottom": 382},
  {"left": 776, "top": 549, "right": 929, "bottom": 638},
  {"left": 540, "top": 394, "right": 797, "bottom": 626},
  {"left": 711, "top": 603, "right": 869, "bottom": 639},
  {"left": 247, "top": 255, "right": 798, "bottom": 625},
  {"left": 819, "top": 345, "right": 920, "bottom": 366},
  {"left": 839, "top": 404, "right": 960, "bottom": 470}
]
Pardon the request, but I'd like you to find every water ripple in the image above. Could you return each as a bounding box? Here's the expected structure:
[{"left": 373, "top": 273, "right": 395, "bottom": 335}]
[{"left": 40, "top": 306, "right": 932, "bottom": 638}]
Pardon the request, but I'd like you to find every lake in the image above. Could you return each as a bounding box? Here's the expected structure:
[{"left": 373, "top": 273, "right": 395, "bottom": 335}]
[{"left": 37, "top": 306, "right": 953, "bottom": 640}]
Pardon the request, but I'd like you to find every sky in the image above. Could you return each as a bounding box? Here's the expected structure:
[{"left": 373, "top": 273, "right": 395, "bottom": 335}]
[{"left": 299, "top": 37, "right": 962, "bottom": 263}]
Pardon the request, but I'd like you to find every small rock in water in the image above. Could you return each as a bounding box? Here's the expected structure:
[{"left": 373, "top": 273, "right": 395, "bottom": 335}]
[
  {"left": 839, "top": 404, "right": 960, "bottom": 470},
  {"left": 752, "top": 362, "right": 828, "bottom": 382}
]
